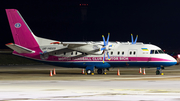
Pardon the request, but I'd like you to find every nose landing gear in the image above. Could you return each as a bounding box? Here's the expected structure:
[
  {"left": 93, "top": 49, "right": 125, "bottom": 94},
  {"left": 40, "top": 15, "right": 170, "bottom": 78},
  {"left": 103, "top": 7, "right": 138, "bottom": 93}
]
[{"left": 156, "top": 67, "right": 163, "bottom": 75}]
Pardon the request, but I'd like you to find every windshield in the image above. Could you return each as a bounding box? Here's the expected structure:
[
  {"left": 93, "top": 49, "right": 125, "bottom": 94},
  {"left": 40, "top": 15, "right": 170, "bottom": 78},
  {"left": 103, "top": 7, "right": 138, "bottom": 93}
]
[
  {"left": 158, "top": 50, "right": 164, "bottom": 54},
  {"left": 150, "top": 50, "right": 165, "bottom": 54}
]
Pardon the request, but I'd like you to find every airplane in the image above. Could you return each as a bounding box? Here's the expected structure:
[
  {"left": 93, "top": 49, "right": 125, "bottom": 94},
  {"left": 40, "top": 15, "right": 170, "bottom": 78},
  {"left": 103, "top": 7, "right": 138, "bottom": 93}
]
[{"left": 5, "top": 9, "right": 177, "bottom": 75}]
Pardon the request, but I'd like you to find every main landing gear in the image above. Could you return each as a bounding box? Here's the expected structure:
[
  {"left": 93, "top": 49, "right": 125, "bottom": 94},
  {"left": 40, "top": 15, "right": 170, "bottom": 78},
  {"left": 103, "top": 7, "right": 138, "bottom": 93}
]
[
  {"left": 97, "top": 69, "right": 106, "bottom": 74},
  {"left": 86, "top": 69, "right": 93, "bottom": 75},
  {"left": 85, "top": 66, "right": 107, "bottom": 75},
  {"left": 85, "top": 66, "right": 95, "bottom": 75},
  {"left": 86, "top": 69, "right": 107, "bottom": 75}
]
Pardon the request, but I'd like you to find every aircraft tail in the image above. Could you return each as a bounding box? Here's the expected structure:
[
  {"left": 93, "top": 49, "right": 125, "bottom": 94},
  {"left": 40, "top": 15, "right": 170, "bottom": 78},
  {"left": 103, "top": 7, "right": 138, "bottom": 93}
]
[{"left": 5, "top": 9, "right": 39, "bottom": 50}]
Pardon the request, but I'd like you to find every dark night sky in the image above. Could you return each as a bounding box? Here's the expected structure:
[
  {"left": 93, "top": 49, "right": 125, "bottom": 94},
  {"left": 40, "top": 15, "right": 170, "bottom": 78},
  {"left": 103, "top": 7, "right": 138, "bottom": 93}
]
[{"left": 1, "top": 0, "right": 180, "bottom": 51}]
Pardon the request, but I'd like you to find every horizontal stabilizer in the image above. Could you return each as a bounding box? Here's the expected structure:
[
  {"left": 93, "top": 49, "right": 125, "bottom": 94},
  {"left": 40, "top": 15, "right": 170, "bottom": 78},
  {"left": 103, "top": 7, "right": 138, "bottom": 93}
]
[{"left": 5, "top": 43, "right": 35, "bottom": 53}]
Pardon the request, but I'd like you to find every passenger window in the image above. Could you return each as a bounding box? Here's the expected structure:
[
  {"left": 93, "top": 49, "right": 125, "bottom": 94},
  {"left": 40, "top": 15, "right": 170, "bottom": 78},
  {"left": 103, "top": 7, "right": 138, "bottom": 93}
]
[
  {"left": 111, "top": 52, "right": 113, "bottom": 55},
  {"left": 133, "top": 51, "right": 136, "bottom": 55},
  {"left": 76, "top": 52, "right": 77, "bottom": 55},
  {"left": 71, "top": 52, "right": 73, "bottom": 55},
  {"left": 155, "top": 50, "right": 158, "bottom": 54},
  {"left": 130, "top": 51, "right": 132, "bottom": 55},
  {"left": 64, "top": 52, "right": 66, "bottom": 55},
  {"left": 122, "top": 51, "right": 124, "bottom": 55},
  {"left": 150, "top": 50, "right": 154, "bottom": 54},
  {"left": 118, "top": 51, "right": 120, "bottom": 55}
]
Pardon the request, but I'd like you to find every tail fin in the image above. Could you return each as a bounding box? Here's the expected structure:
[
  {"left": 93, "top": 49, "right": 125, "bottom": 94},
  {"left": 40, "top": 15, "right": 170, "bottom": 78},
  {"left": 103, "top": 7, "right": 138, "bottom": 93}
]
[{"left": 5, "top": 9, "right": 39, "bottom": 50}]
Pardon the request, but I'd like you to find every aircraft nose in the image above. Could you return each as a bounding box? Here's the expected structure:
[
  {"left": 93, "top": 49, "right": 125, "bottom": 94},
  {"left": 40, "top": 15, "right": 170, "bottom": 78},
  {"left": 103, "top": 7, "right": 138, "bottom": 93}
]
[{"left": 169, "top": 55, "right": 177, "bottom": 65}]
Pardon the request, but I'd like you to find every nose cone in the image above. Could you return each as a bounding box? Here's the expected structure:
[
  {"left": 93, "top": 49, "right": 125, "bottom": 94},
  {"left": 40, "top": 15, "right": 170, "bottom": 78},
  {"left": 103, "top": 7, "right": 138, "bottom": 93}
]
[{"left": 167, "top": 55, "right": 177, "bottom": 66}]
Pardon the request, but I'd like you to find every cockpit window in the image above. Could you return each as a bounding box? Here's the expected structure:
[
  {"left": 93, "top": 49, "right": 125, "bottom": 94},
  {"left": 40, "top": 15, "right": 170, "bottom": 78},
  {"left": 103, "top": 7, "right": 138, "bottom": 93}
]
[
  {"left": 150, "top": 50, "right": 164, "bottom": 54},
  {"left": 158, "top": 50, "right": 164, "bottom": 54},
  {"left": 150, "top": 50, "right": 154, "bottom": 54},
  {"left": 155, "top": 50, "right": 159, "bottom": 54}
]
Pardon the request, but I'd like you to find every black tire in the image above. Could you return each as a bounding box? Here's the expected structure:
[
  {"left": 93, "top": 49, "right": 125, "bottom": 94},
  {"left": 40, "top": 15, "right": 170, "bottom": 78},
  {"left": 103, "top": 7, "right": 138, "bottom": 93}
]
[
  {"left": 97, "top": 69, "right": 106, "bottom": 74},
  {"left": 97, "top": 69, "right": 103, "bottom": 74},
  {"left": 156, "top": 70, "right": 160, "bottom": 75}
]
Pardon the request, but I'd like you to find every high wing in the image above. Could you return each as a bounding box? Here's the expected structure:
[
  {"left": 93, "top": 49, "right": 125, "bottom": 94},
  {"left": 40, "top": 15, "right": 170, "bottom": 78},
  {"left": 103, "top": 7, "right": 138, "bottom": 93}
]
[{"left": 51, "top": 41, "right": 104, "bottom": 55}]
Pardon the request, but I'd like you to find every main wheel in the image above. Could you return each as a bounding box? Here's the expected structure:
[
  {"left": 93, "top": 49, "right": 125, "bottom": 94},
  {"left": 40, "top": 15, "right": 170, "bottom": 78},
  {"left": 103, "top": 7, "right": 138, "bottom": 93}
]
[
  {"left": 97, "top": 69, "right": 103, "bottom": 74},
  {"left": 97, "top": 69, "right": 106, "bottom": 74},
  {"left": 86, "top": 69, "right": 92, "bottom": 75}
]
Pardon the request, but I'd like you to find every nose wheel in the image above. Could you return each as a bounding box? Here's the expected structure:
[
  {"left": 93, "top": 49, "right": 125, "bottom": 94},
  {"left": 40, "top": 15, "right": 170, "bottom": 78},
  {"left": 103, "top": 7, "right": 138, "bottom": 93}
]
[{"left": 156, "top": 67, "right": 162, "bottom": 75}]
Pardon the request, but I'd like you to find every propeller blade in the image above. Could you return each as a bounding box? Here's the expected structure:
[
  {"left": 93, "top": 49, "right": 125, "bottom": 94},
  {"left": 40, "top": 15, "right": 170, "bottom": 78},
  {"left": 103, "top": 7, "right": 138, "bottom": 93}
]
[
  {"left": 102, "top": 35, "right": 106, "bottom": 46},
  {"left": 107, "top": 52, "right": 111, "bottom": 60},
  {"left": 134, "top": 35, "right": 138, "bottom": 44},
  {"left": 131, "top": 34, "right": 134, "bottom": 44},
  {"left": 103, "top": 53, "right": 105, "bottom": 63},
  {"left": 109, "top": 45, "right": 112, "bottom": 47},
  {"left": 106, "top": 33, "right": 110, "bottom": 45},
  {"left": 100, "top": 47, "right": 106, "bottom": 51}
]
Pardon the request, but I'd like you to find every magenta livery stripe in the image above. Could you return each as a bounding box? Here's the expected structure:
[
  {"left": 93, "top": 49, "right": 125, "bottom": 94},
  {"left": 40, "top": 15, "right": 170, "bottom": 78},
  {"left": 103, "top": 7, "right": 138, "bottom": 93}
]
[{"left": 17, "top": 53, "right": 173, "bottom": 62}]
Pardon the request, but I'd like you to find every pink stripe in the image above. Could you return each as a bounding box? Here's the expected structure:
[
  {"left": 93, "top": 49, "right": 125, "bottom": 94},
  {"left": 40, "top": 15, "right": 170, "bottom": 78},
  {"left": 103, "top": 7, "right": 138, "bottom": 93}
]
[{"left": 13, "top": 53, "right": 173, "bottom": 62}]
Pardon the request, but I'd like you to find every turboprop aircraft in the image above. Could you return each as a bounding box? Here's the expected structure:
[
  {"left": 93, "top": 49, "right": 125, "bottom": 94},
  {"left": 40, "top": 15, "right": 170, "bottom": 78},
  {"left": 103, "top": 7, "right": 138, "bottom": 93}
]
[{"left": 5, "top": 9, "right": 177, "bottom": 75}]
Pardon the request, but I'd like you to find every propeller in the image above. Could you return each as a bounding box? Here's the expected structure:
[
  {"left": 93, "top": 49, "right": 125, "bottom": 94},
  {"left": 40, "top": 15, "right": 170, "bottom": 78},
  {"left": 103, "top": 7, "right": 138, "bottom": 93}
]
[
  {"left": 131, "top": 34, "right": 138, "bottom": 44},
  {"left": 100, "top": 33, "right": 112, "bottom": 63}
]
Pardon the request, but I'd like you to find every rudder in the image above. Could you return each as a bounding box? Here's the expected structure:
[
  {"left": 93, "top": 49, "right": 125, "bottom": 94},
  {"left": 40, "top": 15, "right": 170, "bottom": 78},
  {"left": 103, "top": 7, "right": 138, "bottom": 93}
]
[{"left": 6, "top": 9, "right": 39, "bottom": 50}]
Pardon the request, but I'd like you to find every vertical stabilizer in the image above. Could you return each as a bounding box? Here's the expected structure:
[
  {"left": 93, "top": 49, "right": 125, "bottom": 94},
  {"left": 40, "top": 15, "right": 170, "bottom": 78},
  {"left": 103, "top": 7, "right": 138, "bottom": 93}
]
[{"left": 6, "top": 9, "right": 39, "bottom": 49}]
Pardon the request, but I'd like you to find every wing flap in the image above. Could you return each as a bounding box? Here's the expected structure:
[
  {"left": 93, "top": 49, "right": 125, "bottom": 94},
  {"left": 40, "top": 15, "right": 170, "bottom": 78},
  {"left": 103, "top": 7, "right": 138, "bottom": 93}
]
[{"left": 5, "top": 43, "right": 35, "bottom": 53}]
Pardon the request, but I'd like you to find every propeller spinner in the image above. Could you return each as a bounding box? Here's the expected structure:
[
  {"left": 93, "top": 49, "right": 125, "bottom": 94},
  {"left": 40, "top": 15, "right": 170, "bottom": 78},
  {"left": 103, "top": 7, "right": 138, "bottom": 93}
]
[{"left": 100, "top": 33, "right": 112, "bottom": 63}]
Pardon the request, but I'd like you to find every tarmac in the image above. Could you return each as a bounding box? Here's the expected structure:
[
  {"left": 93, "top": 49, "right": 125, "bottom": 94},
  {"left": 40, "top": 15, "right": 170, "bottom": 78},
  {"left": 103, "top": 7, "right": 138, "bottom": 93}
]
[{"left": 1, "top": 64, "right": 180, "bottom": 100}]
